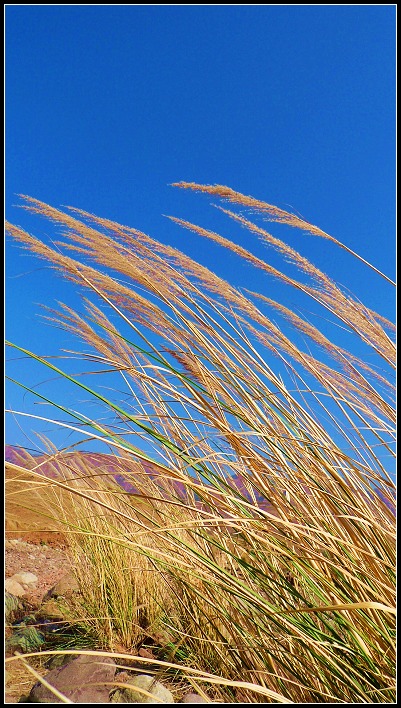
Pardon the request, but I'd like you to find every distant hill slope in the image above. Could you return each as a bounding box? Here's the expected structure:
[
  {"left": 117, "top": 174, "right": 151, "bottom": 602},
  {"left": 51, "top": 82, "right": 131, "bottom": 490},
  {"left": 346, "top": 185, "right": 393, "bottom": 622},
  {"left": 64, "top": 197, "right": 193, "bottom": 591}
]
[
  {"left": 4, "top": 444, "right": 277, "bottom": 512},
  {"left": 5, "top": 445, "right": 394, "bottom": 518}
]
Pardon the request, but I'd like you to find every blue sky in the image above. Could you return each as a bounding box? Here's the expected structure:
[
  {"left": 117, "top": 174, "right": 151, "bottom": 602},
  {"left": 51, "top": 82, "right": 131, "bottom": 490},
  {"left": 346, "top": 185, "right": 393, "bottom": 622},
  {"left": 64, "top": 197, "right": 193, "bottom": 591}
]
[{"left": 5, "top": 5, "right": 395, "bottom": 463}]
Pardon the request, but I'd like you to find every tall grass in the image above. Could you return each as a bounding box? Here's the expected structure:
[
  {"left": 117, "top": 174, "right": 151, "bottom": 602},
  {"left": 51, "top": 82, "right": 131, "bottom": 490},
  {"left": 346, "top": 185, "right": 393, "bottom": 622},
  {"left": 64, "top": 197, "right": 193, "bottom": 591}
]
[{"left": 5, "top": 184, "right": 395, "bottom": 702}]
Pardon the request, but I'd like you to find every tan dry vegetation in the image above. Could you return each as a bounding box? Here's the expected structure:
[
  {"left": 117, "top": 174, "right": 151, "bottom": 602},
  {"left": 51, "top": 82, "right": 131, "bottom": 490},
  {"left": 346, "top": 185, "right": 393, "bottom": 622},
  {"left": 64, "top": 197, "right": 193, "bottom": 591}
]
[{"left": 5, "top": 184, "right": 395, "bottom": 703}]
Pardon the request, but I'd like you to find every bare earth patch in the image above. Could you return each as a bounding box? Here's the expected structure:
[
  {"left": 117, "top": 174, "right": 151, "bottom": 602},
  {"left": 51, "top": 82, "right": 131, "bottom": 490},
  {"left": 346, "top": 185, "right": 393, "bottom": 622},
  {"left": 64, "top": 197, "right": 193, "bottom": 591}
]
[
  {"left": 5, "top": 508, "right": 73, "bottom": 703},
  {"left": 5, "top": 536, "right": 72, "bottom": 606}
]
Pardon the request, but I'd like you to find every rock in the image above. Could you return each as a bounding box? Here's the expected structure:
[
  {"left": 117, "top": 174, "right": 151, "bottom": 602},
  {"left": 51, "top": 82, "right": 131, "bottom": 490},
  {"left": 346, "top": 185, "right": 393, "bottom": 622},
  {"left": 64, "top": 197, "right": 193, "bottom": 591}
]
[
  {"left": 110, "top": 674, "right": 174, "bottom": 703},
  {"left": 5, "top": 578, "right": 26, "bottom": 597},
  {"left": 13, "top": 572, "right": 38, "bottom": 588},
  {"left": 5, "top": 572, "right": 38, "bottom": 596},
  {"left": 138, "top": 647, "right": 157, "bottom": 660},
  {"left": 44, "top": 572, "right": 80, "bottom": 600},
  {"left": 29, "top": 654, "right": 116, "bottom": 703},
  {"left": 180, "top": 694, "right": 210, "bottom": 703}
]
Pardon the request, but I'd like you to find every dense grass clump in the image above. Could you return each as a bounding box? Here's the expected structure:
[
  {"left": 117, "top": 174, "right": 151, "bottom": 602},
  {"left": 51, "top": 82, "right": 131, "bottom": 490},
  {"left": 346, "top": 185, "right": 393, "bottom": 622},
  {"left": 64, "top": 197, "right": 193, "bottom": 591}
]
[{"left": 5, "top": 184, "right": 395, "bottom": 702}]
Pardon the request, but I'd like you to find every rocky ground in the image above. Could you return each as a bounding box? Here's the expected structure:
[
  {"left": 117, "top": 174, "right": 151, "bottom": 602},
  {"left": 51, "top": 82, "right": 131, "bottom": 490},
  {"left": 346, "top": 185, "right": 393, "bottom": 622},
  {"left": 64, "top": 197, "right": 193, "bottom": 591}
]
[
  {"left": 5, "top": 533, "right": 71, "bottom": 604},
  {"left": 5, "top": 528, "right": 214, "bottom": 703},
  {"left": 5, "top": 529, "right": 74, "bottom": 703}
]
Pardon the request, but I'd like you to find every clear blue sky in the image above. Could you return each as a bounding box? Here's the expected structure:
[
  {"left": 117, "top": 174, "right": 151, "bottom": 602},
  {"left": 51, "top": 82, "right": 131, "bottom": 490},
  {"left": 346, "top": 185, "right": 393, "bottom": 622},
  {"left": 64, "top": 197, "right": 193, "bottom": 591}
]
[{"left": 5, "top": 5, "right": 395, "bottom": 460}]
